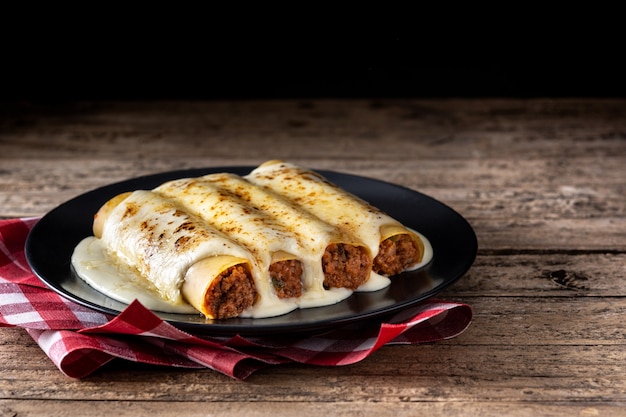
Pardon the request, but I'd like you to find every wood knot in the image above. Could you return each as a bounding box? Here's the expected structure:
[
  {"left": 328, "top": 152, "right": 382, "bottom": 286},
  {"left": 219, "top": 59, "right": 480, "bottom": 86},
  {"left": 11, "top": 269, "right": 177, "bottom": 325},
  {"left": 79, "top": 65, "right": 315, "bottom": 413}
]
[{"left": 546, "top": 269, "right": 589, "bottom": 290}]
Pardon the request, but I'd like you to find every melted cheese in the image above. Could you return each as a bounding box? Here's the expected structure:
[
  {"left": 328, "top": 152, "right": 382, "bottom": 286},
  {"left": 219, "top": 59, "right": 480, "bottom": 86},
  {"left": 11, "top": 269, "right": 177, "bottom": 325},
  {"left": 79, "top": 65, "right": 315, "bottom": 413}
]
[
  {"left": 158, "top": 173, "right": 371, "bottom": 303},
  {"left": 246, "top": 160, "right": 425, "bottom": 264},
  {"left": 72, "top": 230, "right": 432, "bottom": 314},
  {"left": 99, "top": 190, "right": 261, "bottom": 305},
  {"left": 72, "top": 236, "right": 197, "bottom": 314},
  {"left": 71, "top": 161, "right": 434, "bottom": 319}
]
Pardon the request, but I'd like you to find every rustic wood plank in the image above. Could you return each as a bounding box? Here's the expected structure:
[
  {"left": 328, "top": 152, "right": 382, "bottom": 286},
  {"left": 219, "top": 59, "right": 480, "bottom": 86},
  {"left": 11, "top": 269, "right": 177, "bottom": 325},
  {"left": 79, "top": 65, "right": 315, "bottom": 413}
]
[
  {"left": 2, "top": 99, "right": 626, "bottom": 161},
  {"left": 447, "top": 253, "right": 626, "bottom": 296},
  {"left": 1, "top": 339, "right": 625, "bottom": 404},
  {"left": 1, "top": 399, "right": 623, "bottom": 417},
  {"left": 3, "top": 157, "right": 625, "bottom": 196},
  {"left": 2, "top": 156, "right": 625, "bottom": 249}
]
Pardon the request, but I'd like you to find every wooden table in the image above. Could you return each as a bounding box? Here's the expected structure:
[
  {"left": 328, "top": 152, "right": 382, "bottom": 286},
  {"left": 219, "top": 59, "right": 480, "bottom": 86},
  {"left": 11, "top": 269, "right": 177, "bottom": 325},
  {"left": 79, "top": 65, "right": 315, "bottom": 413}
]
[{"left": 1, "top": 98, "right": 625, "bottom": 416}]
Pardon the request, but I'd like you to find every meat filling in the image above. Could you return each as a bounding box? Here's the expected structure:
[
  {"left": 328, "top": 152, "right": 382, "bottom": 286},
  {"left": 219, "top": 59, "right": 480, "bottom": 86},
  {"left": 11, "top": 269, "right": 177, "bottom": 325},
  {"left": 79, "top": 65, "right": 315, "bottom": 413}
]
[
  {"left": 322, "top": 243, "right": 372, "bottom": 290},
  {"left": 373, "top": 234, "right": 421, "bottom": 276},
  {"left": 206, "top": 264, "right": 257, "bottom": 319},
  {"left": 270, "top": 259, "right": 304, "bottom": 298}
]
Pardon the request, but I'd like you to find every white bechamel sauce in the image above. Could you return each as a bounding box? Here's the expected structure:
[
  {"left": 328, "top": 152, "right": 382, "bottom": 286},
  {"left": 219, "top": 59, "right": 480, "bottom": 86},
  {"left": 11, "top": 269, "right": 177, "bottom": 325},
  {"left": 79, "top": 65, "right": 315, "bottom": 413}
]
[
  {"left": 405, "top": 230, "right": 434, "bottom": 271},
  {"left": 72, "top": 230, "right": 434, "bottom": 317},
  {"left": 356, "top": 272, "right": 391, "bottom": 292},
  {"left": 72, "top": 237, "right": 197, "bottom": 314},
  {"left": 297, "top": 287, "right": 353, "bottom": 309}
]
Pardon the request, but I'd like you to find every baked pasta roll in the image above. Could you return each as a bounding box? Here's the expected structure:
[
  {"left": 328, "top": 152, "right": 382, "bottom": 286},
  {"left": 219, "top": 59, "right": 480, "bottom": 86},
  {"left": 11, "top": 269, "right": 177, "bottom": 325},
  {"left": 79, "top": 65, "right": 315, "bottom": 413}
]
[
  {"left": 92, "top": 190, "right": 260, "bottom": 319},
  {"left": 246, "top": 160, "right": 426, "bottom": 277}
]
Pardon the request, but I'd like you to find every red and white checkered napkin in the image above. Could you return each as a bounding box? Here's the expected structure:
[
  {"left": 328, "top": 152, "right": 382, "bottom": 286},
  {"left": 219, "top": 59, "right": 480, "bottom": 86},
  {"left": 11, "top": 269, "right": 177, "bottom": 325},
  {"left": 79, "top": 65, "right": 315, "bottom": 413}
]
[{"left": 0, "top": 218, "right": 472, "bottom": 380}]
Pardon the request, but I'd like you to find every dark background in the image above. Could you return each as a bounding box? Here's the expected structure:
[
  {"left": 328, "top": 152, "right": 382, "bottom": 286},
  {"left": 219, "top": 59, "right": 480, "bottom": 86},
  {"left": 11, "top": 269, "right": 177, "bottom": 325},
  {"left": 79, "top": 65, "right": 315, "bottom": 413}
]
[{"left": 2, "top": 12, "right": 624, "bottom": 101}]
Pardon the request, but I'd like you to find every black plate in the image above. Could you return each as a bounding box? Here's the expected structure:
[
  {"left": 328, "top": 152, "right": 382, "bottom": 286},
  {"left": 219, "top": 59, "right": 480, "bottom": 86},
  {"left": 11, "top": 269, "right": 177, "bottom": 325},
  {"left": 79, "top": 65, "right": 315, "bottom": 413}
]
[{"left": 25, "top": 166, "right": 477, "bottom": 336}]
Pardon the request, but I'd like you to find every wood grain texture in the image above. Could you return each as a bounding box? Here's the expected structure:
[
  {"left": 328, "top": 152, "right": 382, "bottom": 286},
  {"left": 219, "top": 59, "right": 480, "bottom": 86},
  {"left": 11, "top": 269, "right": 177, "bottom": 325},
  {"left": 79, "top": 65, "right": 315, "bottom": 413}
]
[{"left": 1, "top": 98, "right": 625, "bottom": 416}]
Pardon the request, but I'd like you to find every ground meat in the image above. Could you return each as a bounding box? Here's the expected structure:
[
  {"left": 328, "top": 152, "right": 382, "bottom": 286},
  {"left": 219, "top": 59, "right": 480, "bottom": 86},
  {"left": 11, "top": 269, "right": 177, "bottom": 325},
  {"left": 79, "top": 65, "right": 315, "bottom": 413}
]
[
  {"left": 206, "top": 264, "right": 257, "bottom": 319},
  {"left": 373, "top": 234, "right": 421, "bottom": 276},
  {"left": 270, "top": 259, "right": 303, "bottom": 298},
  {"left": 322, "top": 243, "right": 372, "bottom": 290}
]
